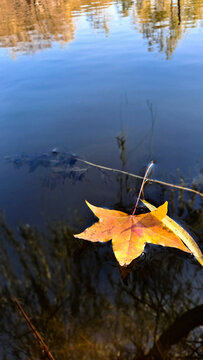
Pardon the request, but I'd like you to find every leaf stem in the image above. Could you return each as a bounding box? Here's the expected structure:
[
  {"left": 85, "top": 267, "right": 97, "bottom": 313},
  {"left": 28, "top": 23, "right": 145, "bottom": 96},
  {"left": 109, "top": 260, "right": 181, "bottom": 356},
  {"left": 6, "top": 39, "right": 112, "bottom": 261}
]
[{"left": 132, "top": 161, "right": 154, "bottom": 215}]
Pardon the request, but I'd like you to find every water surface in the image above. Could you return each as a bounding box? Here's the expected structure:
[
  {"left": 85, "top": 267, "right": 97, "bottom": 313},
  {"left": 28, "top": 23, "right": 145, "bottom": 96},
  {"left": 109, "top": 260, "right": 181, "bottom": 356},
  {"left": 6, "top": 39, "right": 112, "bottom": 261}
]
[{"left": 0, "top": 1, "right": 203, "bottom": 359}]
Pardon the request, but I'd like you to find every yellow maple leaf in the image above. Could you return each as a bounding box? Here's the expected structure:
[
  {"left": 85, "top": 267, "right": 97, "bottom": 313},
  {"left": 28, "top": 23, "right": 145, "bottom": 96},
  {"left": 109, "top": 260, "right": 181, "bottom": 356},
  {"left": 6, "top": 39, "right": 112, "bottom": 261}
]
[{"left": 74, "top": 201, "right": 191, "bottom": 266}]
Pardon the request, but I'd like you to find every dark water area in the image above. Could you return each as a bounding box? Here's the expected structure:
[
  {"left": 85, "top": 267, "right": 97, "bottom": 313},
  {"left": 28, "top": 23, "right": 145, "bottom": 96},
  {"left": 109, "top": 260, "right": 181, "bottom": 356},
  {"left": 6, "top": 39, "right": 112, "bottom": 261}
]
[{"left": 0, "top": 1, "right": 203, "bottom": 359}]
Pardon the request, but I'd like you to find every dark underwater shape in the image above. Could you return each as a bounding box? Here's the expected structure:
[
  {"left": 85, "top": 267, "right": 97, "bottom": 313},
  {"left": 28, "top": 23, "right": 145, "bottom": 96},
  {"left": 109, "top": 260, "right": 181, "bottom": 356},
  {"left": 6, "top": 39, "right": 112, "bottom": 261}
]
[{"left": 5, "top": 151, "right": 87, "bottom": 188}]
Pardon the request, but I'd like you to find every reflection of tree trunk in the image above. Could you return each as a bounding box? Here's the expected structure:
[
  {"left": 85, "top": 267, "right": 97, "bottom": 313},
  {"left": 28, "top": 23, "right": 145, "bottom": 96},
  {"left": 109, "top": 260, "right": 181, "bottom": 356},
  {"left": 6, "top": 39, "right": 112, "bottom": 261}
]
[
  {"left": 178, "top": 0, "right": 181, "bottom": 25},
  {"left": 140, "top": 304, "right": 203, "bottom": 359}
]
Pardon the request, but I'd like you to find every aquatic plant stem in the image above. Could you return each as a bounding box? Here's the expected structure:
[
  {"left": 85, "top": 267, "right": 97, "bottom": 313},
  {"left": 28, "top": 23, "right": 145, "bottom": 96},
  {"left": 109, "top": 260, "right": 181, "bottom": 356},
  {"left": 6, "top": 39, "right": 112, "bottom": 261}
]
[
  {"left": 13, "top": 298, "right": 55, "bottom": 360},
  {"left": 76, "top": 158, "right": 203, "bottom": 197},
  {"left": 132, "top": 161, "right": 154, "bottom": 215}
]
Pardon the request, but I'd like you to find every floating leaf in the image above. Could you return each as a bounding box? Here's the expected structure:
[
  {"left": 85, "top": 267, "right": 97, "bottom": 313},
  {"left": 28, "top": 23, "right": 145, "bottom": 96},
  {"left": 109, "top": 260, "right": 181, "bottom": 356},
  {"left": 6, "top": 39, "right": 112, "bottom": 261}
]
[
  {"left": 74, "top": 201, "right": 191, "bottom": 266},
  {"left": 142, "top": 199, "right": 203, "bottom": 267}
]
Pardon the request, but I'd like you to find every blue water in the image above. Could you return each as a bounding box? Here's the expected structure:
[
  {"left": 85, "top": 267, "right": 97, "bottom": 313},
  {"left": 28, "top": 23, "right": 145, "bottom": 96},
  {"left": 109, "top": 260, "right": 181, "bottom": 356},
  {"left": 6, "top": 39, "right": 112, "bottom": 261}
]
[
  {"left": 0, "top": 1, "right": 203, "bottom": 226},
  {"left": 0, "top": 2, "right": 203, "bottom": 359}
]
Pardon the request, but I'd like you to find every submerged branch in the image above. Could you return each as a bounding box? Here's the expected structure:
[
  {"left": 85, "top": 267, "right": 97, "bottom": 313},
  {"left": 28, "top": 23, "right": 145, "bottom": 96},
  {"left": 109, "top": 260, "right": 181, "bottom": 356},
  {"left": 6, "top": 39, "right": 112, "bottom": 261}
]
[
  {"left": 13, "top": 298, "right": 55, "bottom": 360},
  {"left": 145, "top": 304, "right": 203, "bottom": 360}
]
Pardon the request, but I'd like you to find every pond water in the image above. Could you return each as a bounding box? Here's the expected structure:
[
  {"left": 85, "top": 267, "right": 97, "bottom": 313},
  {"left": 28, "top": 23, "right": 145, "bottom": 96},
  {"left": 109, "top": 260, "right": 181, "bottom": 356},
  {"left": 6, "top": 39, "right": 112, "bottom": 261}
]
[{"left": 0, "top": 1, "right": 203, "bottom": 359}]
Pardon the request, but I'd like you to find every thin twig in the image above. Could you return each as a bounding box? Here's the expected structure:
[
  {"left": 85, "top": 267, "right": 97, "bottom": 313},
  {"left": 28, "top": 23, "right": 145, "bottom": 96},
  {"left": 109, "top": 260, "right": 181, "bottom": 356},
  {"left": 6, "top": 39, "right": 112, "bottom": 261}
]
[
  {"left": 76, "top": 158, "right": 203, "bottom": 197},
  {"left": 13, "top": 298, "right": 55, "bottom": 360},
  {"left": 79, "top": 334, "right": 97, "bottom": 349}
]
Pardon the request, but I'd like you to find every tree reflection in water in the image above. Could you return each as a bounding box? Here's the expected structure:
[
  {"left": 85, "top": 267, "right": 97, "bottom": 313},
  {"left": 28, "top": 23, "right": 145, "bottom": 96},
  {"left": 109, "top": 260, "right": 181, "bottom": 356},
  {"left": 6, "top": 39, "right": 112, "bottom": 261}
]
[
  {"left": 0, "top": 187, "right": 202, "bottom": 359},
  {"left": 0, "top": 0, "right": 203, "bottom": 57}
]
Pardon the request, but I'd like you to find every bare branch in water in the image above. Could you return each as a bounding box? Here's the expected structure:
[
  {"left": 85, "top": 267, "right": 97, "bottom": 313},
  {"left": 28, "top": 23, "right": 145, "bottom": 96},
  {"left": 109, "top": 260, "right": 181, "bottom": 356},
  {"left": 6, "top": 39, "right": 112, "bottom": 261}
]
[
  {"left": 76, "top": 158, "right": 203, "bottom": 197},
  {"left": 13, "top": 298, "right": 55, "bottom": 360}
]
